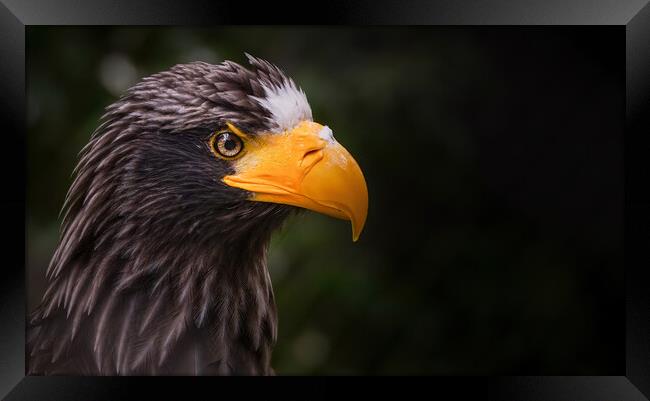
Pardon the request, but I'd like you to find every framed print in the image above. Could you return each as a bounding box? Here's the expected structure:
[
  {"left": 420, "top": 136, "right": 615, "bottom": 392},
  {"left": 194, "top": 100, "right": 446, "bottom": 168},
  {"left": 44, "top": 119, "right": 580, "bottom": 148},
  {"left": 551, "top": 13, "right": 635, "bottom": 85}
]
[{"left": 1, "top": 0, "right": 649, "bottom": 399}]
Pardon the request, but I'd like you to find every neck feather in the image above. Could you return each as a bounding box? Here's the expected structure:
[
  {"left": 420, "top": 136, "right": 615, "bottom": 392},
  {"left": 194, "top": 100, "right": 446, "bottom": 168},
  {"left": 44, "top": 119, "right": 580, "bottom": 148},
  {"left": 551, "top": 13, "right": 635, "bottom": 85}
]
[{"left": 29, "top": 176, "right": 287, "bottom": 375}]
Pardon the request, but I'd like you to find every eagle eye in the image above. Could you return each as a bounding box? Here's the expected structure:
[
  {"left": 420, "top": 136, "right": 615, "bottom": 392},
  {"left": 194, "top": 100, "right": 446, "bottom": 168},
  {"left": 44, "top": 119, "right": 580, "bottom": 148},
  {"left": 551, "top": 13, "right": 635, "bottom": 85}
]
[{"left": 211, "top": 131, "right": 244, "bottom": 159}]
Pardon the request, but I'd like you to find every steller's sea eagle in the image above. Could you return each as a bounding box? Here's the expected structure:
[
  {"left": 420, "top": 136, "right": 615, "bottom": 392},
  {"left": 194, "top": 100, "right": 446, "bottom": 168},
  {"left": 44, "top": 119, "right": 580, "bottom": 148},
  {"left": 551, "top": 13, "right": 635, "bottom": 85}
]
[{"left": 27, "top": 54, "right": 368, "bottom": 375}]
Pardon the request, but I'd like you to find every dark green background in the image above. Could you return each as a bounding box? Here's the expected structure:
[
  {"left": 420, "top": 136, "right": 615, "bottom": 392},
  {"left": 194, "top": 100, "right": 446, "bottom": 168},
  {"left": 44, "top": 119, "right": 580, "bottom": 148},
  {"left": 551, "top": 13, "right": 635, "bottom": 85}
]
[{"left": 27, "top": 27, "right": 623, "bottom": 374}]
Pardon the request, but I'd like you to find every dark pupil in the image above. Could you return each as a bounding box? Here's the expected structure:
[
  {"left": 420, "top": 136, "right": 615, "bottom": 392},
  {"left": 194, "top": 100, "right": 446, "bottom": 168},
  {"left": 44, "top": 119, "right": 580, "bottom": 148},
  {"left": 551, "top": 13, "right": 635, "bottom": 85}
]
[{"left": 224, "top": 138, "right": 237, "bottom": 151}]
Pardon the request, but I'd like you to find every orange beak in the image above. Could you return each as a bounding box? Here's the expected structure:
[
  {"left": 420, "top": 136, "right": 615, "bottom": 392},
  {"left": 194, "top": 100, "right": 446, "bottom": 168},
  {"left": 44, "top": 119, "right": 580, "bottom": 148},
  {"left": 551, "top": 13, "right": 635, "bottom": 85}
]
[{"left": 223, "top": 121, "right": 368, "bottom": 241}]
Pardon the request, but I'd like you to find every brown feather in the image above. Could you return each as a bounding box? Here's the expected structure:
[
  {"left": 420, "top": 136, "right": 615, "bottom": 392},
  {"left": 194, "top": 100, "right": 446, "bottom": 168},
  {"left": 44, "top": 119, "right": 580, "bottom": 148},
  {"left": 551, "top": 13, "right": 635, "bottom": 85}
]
[{"left": 28, "top": 56, "right": 301, "bottom": 375}]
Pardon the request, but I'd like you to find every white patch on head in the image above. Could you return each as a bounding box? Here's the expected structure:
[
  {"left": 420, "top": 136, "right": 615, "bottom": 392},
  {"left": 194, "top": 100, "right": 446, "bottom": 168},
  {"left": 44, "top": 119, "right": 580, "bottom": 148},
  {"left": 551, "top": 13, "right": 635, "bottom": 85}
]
[
  {"left": 318, "top": 126, "right": 349, "bottom": 168},
  {"left": 250, "top": 79, "right": 313, "bottom": 132},
  {"left": 318, "top": 126, "right": 335, "bottom": 144}
]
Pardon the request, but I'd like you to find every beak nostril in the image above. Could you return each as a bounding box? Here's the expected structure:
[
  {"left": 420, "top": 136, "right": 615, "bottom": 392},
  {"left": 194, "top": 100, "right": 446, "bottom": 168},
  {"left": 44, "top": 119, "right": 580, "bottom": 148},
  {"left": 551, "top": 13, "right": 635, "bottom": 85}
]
[
  {"left": 301, "top": 148, "right": 324, "bottom": 168},
  {"left": 304, "top": 148, "right": 321, "bottom": 157}
]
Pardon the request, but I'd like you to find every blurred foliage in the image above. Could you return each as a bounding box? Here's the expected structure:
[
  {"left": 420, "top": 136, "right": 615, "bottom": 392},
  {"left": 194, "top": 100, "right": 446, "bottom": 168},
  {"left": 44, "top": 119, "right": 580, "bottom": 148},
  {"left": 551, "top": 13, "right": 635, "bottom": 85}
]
[{"left": 27, "top": 27, "right": 623, "bottom": 375}]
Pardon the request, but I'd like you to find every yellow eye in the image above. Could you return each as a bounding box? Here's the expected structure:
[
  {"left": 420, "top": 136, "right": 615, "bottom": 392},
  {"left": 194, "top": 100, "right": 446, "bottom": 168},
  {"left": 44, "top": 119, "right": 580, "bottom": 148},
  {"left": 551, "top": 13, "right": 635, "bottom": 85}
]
[{"left": 211, "top": 131, "right": 244, "bottom": 158}]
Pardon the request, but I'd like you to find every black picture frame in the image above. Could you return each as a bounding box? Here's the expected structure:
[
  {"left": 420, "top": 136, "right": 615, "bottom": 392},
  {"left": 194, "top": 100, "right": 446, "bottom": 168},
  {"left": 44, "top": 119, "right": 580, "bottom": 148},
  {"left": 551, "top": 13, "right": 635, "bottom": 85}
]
[{"left": 1, "top": 0, "right": 649, "bottom": 399}]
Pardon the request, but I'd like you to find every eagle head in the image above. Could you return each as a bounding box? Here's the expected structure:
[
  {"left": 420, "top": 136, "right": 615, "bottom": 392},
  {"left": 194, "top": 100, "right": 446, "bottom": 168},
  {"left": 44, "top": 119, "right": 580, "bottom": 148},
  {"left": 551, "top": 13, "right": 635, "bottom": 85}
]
[{"left": 96, "top": 53, "right": 367, "bottom": 243}]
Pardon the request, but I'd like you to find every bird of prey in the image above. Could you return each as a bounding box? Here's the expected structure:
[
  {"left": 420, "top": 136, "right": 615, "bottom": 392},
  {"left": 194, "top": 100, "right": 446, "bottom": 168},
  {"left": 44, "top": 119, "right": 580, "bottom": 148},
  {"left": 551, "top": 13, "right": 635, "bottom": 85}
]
[{"left": 27, "top": 54, "right": 368, "bottom": 375}]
